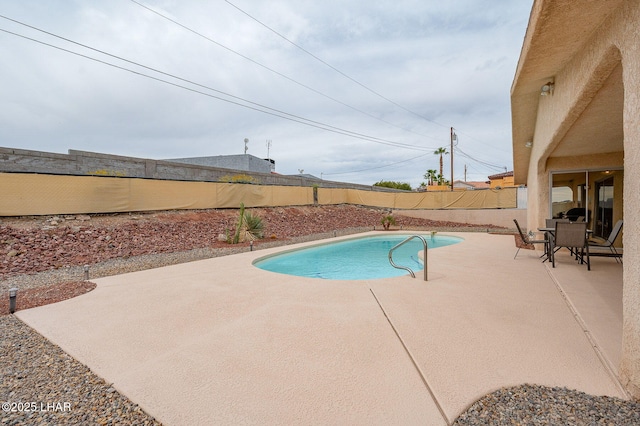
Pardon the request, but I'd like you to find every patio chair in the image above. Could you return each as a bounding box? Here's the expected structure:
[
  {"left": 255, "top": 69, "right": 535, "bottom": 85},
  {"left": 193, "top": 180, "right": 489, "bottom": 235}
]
[
  {"left": 513, "top": 219, "right": 547, "bottom": 259},
  {"left": 546, "top": 218, "right": 569, "bottom": 228},
  {"left": 542, "top": 219, "right": 569, "bottom": 261},
  {"left": 552, "top": 221, "right": 590, "bottom": 270},
  {"left": 588, "top": 219, "right": 623, "bottom": 263}
]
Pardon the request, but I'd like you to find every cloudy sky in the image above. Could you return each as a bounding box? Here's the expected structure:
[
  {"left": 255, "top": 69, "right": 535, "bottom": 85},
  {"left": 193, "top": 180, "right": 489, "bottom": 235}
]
[{"left": 0, "top": 0, "right": 532, "bottom": 188}]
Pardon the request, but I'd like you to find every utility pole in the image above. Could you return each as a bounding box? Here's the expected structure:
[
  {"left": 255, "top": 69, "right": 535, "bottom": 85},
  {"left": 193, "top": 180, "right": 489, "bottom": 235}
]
[
  {"left": 450, "top": 127, "right": 457, "bottom": 191},
  {"left": 464, "top": 164, "right": 467, "bottom": 182}
]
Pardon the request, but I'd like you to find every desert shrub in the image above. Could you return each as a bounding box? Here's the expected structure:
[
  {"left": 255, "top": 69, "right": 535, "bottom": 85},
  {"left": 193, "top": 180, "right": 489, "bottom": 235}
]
[
  {"left": 243, "top": 212, "right": 264, "bottom": 240},
  {"left": 230, "top": 203, "right": 264, "bottom": 243},
  {"left": 373, "top": 180, "right": 412, "bottom": 191},
  {"left": 381, "top": 214, "right": 396, "bottom": 230},
  {"left": 219, "top": 174, "right": 260, "bottom": 184}
]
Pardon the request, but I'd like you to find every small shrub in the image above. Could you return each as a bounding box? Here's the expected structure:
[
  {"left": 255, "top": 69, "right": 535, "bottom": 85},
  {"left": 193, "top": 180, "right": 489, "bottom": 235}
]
[
  {"left": 381, "top": 214, "right": 396, "bottom": 230},
  {"left": 219, "top": 174, "right": 260, "bottom": 184},
  {"left": 88, "top": 169, "right": 126, "bottom": 177},
  {"left": 373, "top": 180, "right": 412, "bottom": 191},
  {"left": 229, "top": 203, "right": 264, "bottom": 243},
  {"left": 243, "top": 212, "right": 264, "bottom": 241}
]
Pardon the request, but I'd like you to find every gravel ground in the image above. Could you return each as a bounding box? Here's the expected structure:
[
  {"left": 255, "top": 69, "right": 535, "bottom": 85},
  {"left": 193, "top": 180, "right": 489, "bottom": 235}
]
[
  {"left": 1, "top": 205, "right": 638, "bottom": 424},
  {"left": 454, "top": 384, "right": 640, "bottom": 425},
  {"left": 1, "top": 315, "right": 161, "bottom": 426}
]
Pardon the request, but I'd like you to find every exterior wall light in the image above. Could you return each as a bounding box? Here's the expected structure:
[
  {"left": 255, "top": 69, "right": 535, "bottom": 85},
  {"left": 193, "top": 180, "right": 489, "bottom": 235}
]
[
  {"left": 9, "top": 288, "right": 18, "bottom": 314},
  {"left": 540, "top": 82, "right": 555, "bottom": 96},
  {"left": 525, "top": 141, "right": 533, "bottom": 148}
]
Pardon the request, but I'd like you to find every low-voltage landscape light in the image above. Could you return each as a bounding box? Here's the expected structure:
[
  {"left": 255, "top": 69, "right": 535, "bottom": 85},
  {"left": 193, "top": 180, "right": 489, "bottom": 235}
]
[{"left": 9, "top": 288, "right": 18, "bottom": 314}]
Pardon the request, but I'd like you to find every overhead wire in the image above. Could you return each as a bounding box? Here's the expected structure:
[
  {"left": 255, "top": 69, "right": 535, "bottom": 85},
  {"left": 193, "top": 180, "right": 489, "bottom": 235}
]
[
  {"left": 127, "top": 0, "right": 465, "bottom": 177},
  {"left": 223, "top": 0, "right": 450, "bottom": 131},
  {"left": 455, "top": 128, "right": 510, "bottom": 154},
  {"left": 328, "top": 136, "right": 505, "bottom": 180},
  {"left": 1, "top": 5, "right": 512, "bottom": 180},
  {"left": 222, "top": 1, "right": 513, "bottom": 175},
  {"left": 454, "top": 146, "right": 505, "bottom": 172},
  {"left": 128, "top": 0, "right": 443, "bottom": 143},
  {"left": 0, "top": 28, "right": 418, "bottom": 149},
  {"left": 322, "top": 152, "right": 431, "bottom": 176},
  {"left": 0, "top": 16, "right": 437, "bottom": 151}
]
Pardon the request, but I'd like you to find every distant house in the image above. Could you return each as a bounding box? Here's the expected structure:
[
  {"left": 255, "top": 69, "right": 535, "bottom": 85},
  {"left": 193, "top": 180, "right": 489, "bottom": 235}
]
[
  {"left": 487, "top": 171, "right": 516, "bottom": 189},
  {"left": 419, "top": 180, "right": 491, "bottom": 192},
  {"left": 453, "top": 180, "right": 491, "bottom": 190},
  {"left": 167, "top": 154, "right": 274, "bottom": 174}
]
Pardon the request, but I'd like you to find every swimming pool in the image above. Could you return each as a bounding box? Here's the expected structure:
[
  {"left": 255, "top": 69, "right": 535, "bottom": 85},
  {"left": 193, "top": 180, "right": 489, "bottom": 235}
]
[{"left": 253, "top": 234, "right": 462, "bottom": 280}]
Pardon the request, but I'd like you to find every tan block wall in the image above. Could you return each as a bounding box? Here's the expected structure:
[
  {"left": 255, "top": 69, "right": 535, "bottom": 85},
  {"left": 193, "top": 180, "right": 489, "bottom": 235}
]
[
  {"left": 0, "top": 173, "right": 517, "bottom": 216},
  {"left": 394, "top": 208, "right": 527, "bottom": 230},
  {"left": 0, "top": 173, "right": 314, "bottom": 215}
]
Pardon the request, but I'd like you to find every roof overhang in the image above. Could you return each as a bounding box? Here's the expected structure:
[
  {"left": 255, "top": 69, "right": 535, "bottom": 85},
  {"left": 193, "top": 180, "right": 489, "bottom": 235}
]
[{"left": 510, "top": 0, "right": 623, "bottom": 184}]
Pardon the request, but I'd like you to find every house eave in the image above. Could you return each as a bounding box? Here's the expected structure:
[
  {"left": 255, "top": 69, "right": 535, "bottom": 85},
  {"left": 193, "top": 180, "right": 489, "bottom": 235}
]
[{"left": 510, "top": 0, "right": 623, "bottom": 185}]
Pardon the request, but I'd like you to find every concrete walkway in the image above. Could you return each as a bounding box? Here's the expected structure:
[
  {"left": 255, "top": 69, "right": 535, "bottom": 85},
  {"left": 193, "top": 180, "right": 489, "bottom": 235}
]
[{"left": 16, "top": 232, "right": 627, "bottom": 425}]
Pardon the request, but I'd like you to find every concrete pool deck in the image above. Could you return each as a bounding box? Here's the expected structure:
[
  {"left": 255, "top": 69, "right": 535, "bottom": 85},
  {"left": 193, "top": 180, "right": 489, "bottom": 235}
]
[{"left": 16, "top": 231, "right": 626, "bottom": 424}]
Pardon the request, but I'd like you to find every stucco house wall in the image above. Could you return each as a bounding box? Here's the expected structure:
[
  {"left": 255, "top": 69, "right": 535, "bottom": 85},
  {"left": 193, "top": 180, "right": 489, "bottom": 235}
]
[
  {"left": 619, "top": 2, "right": 640, "bottom": 399},
  {"left": 527, "top": 46, "right": 624, "bottom": 229},
  {"left": 511, "top": 0, "right": 640, "bottom": 398}
]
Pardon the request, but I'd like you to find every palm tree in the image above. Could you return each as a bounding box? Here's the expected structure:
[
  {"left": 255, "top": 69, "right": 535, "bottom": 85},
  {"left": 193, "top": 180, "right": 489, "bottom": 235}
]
[
  {"left": 434, "top": 147, "right": 449, "bottom": 179},
  {"left": 423, "top": 169, "right": 438, "bottom": 185}
]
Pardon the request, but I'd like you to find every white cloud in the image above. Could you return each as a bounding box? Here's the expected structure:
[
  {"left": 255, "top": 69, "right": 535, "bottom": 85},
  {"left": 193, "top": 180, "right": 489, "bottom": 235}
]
[{"left": 0, "top": 0, "right": 532, "bottom": 188}]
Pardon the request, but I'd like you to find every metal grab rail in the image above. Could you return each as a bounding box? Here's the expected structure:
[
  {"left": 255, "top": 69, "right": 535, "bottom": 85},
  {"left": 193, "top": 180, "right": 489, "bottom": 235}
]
[{"left": 388, "top": 235, "right": 428, "bottom": 281}]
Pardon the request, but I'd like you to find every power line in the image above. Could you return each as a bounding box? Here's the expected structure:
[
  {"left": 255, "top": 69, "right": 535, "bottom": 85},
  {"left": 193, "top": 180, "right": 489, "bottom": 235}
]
[
  {"left": 221, "top": 2, "right": 514, "bottom": 168},
  {"left": 1, "top": 10, "right": 510, "bottom": 176},
  {"left": 454, "top": 146, "right": 505, "bottom": 171},
  {"left": 223, "top": 0, "right": 450, "bottom": 131},
  {"left": 0, "top": 22, "right": 433, "bottom": 151},
  {"left": 128, "top": 0, "right": 443, "bottom": 142},
  {"left": 455, "top": 128, "right": 510, "bottom": 155},
  {"left": 323, "top": 152, "right": 430, "bottom": 176}
]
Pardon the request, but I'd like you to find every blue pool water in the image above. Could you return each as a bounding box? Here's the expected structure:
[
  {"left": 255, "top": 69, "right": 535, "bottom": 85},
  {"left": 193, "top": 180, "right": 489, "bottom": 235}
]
[{"left": 253, "top": 234, "right": 462, "bottom": 280}]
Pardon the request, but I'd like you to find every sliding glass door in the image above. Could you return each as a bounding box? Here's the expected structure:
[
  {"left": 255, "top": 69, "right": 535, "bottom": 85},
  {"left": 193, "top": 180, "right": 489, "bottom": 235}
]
[
  {"left": 549, "top": 169, "right": 623, "bottom": 239},
  {"left": 594, "top": 176, "right": 614, "bottom": 239}
]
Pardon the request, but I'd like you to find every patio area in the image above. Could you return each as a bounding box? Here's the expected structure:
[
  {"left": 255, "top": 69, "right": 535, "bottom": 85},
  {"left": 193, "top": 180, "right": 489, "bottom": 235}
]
[{"left": 16, "top": 231, "right": 626, "bottom": 425}]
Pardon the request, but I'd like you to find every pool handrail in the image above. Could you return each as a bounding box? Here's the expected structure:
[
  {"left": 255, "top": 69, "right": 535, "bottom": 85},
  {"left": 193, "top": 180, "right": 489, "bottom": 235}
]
[{"left": 388, "top": 235, "right": 428, "bottom": 281}]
